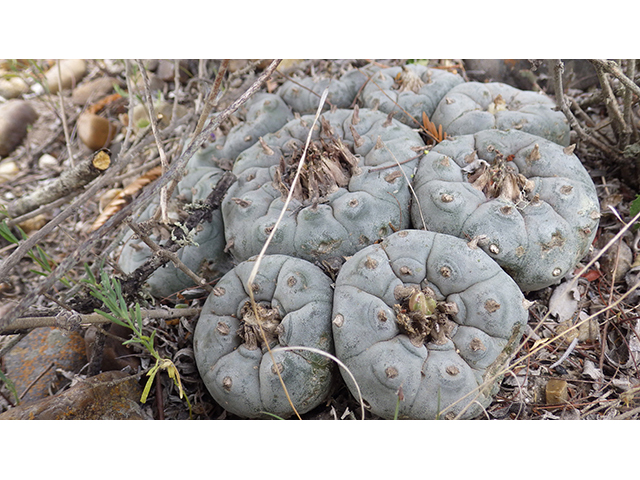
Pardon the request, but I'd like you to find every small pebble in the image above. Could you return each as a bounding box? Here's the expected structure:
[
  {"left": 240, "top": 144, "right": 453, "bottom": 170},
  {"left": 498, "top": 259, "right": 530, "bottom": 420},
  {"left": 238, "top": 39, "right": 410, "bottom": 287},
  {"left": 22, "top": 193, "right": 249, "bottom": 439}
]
[
  {"left": 77, "top": 112, "right": 118, "bottom": 150},
  {"left": 0, "top": 99, "right": 38, "bottom": 156},
  {"left": 545, "top": 379, "right": 569, "bottom": 405},
  {"left": 38, "top": 153, "right": 58, "bottom": 169},
  {"left": 32, "top": 59, "right": 86, "bottom": 95},
  {"left": 0, "top": 160, "right": 19, "bottom": 183}
]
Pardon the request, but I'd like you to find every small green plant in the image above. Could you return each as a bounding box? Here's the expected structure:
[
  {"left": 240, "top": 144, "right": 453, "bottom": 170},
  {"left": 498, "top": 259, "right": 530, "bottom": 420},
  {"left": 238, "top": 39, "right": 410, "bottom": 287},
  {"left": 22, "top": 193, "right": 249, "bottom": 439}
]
[
  {"left": 0, "top": 219, "right": 71, "bottom": 287},
  {"left": 0, "top": 368, "right": 19, "bottom": 406},
  {"left": 630, "top": 194, "right": 640, "bottom": 228},
  {"left": 83, "top": 266, "right": 192, "bottom": 418}
]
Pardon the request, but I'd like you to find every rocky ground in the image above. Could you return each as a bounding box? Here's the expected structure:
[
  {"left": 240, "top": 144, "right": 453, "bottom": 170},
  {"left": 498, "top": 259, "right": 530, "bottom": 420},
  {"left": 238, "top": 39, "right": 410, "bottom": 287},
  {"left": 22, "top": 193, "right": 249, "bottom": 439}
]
[{"left": 0, "top": 59, "right": 639, "bottom": 420}]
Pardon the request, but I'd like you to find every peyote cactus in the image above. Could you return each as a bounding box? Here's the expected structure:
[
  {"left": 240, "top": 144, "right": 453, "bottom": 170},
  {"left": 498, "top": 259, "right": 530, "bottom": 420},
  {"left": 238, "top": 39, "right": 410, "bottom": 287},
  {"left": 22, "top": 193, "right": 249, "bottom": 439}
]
[
  {"left": 431, "top": 82, "right": 570, "bottom": 146},
  {"left": 278, "top": 68, "right": 372, "bottom": 114},
  {"left": 193, "top": 254, "right": 335, "bottom": 418},
  {"left": 360, "top": 64, "right": 464, "bottom": 128},
  {"left": 207, "top": 93, "right": 293, "bottom": 166},
  {"left": 331, "top": 229, "right": 528, "bottom": 419},
  {"left": 411, "top": 129, "right": 600, "bottom": 291},
  {"left": 221, "top": 107, "right": 425, "bottom": 264},
  {"left": 118, "top": 144, "right": 233, "bottom": 298}
]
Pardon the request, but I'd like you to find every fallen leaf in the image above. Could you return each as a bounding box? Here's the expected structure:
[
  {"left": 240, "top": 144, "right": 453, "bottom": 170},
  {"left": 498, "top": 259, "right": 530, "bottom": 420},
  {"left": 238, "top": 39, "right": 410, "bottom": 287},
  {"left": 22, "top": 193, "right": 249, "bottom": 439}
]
[
  {"left": 582, "top": 359, "right": 604, "bottom": 382},
  {"left": 548, "top": 280, "right": 580, "bottom": 322}
]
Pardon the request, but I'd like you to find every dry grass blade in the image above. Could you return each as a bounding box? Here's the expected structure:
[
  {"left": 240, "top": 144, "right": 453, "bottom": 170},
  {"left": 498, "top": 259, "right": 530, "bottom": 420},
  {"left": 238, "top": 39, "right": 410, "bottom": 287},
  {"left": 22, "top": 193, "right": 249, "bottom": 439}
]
[
  {"left": 245, "top": 88, "right": 330, "bottom": 420},
  {"left": 89, "top": 165, "right": 163, "bottom": 232},
  {"left": 271, "top": 346, "right": 366, "bottom": 420}
]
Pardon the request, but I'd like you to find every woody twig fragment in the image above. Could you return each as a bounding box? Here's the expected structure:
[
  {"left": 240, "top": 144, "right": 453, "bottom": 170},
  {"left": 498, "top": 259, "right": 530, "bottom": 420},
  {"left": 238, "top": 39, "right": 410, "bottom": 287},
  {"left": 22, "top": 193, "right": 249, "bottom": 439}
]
[{"left": 3, "top": 149, "right": 112, "bottom": 218}]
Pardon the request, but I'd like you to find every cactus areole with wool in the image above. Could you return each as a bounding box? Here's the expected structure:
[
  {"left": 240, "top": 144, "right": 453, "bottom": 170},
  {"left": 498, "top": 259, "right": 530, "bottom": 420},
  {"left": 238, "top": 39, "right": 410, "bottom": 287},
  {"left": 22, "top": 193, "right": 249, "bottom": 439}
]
[{"left": 332, "top": 229, "right": 528, "bottom": 419}]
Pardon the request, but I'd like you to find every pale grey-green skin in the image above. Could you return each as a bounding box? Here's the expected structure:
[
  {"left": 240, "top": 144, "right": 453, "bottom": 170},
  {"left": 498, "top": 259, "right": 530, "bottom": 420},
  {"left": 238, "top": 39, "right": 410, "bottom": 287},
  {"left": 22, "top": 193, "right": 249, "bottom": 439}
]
[
  {"left": 118, "top": 144, "right": 232, "bottom": 298},
  {"left": 222, "top": 108, "right": 425, "bottom": 264},
  {"left": 193, "top": 255, "right": 335, "bottom": 419},
  {"left": 360, "top": 64, "right": 464, "bottom": 128},
  {"left": 431, "top": 82, "right": 570, "bottom": 146},
  {"left": 411, "top": 130, "right": 600, "bottom": 291},
  {"left": 278, "top": 68, "right": 373, "bottom": 115},
  {"left": 207, "top": 93, "right": 293, "bottom": 164},
  {"left": 332, "top": 229, "right": 528, "bottom": 420}
]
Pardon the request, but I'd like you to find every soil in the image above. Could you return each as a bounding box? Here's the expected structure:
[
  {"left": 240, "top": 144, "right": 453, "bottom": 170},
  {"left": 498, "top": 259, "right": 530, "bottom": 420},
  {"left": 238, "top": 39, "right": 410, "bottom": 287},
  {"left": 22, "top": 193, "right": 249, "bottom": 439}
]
[{"left": 1, "top": 59, "right": 639, "bottom": 420}]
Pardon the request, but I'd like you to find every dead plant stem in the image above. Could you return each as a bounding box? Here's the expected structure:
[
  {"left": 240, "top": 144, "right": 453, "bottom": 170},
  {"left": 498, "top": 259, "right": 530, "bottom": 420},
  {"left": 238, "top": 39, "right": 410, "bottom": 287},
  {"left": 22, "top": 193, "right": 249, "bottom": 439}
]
[
  {"left": 136, "top": 59, "right": 171, "bottom": 224},
  {"left": 57, "top": 60, "right": 75, "bottom": 167},
  {"left": 245, "top": 84, "right": 327, "bottom": 421},
  {"left": 172, "top": 59, "right": 180, "bottom": 128},
  {"left": 592, "top": 62, "right": 627, "bottom": 142},
  {"left": 193, "top": 59, "right": 229, "bottom": 139},
  {"left": 553, "top": 60, "right": 621, "bottom": 160},
  {"left": 0, "top": 308, "right": 201, "bottom": 336},
  {"left": 125, "top": 220, "right": 213, "bottom": 293},
  {"left": 590, "top": 59, "right": 640, "bottom": 100}
]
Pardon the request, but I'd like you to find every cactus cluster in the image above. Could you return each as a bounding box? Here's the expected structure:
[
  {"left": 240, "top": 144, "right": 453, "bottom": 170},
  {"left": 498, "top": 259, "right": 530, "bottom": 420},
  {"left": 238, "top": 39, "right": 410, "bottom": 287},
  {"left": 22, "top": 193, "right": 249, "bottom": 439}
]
[{"left": 119, "top": 62, "right": 599, "bottom": 419}]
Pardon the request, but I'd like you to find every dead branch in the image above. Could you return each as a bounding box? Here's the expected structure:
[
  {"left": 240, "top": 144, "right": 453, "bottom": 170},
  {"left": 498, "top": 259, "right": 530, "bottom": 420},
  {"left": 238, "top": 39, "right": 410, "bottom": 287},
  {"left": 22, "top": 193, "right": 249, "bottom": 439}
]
[
  {"left": 126, "top": 220, "right": 213, "bottom": 293},
  {"left": 193, "top": 59, "right": 229, "bottom": 139},
  {"left": 553, "top": 60, "right": 623, "bottom": 160},
  {"left": 0, "top": 307, "right": 201, "bottom": 336},
  {"left": 590, "top": 59, "right": 640, "bottom": 99},
  {"left": 117, "top": 170, "right": 235, "bottom": 299},
  {"left": 3, "top": 149, "right": 112, "bottom": 218}
]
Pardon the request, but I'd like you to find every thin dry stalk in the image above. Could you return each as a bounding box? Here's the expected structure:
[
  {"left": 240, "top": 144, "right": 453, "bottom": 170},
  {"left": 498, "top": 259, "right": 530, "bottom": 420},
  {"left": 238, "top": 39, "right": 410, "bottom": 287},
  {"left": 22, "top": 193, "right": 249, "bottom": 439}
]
[
  {"left": 245, "top": 87, "right": 330, "bottom": 420},
  {"left": 135, "top": 59, "right": 172, "bottom": 224},
  {"left": 553, "top": 60, "right": 621, "bottom": 160},
  {"left": 592, "top": 62, "right": 628, "bottom": 142},
  {"left": 622, "top": 60, "right": 637, "bottom": 145},
  {"left": 193, "top": 59, "right": 229, "bottom": 139},
  {"left": 121, "top": 60, "right": 137, "bottom": 152},
  {"left": 0, "top": 308, "right": 201, "bottom": 336},
  {"left": 57, "top": 60, "right": 75, "bottom": 167},
  {"left": 171, "top": 59, "right": 181, "bottom": 127}
]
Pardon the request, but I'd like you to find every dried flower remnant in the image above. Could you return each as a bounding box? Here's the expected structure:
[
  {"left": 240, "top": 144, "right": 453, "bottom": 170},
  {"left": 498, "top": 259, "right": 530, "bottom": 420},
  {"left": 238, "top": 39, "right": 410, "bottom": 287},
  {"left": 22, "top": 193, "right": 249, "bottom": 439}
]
[
  {"left": 393, "top": 285, "right": 458, "bottom": 347},
  {"left": 275, "top": 136, "right": 360, "bottom": 208}
]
